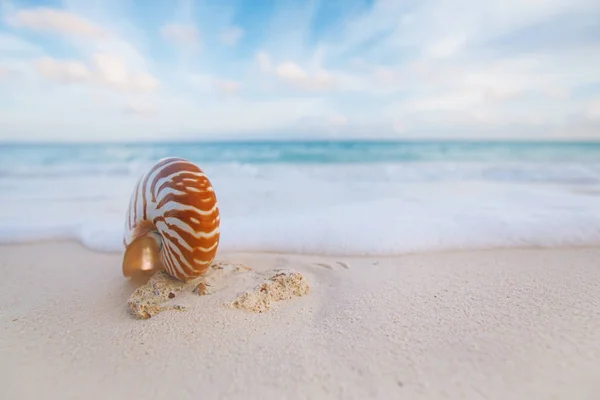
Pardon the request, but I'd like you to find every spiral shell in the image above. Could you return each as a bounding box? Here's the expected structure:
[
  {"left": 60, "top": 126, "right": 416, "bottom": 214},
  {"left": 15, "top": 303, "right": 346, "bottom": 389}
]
[{"left": 122, "top": 157, "right": 220, "bottom": 282}]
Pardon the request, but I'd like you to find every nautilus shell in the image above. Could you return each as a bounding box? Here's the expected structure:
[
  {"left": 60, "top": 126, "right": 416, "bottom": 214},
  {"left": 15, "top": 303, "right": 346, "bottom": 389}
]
[{"left": 122, "top": 157, "right": 220, "bottom": 282}]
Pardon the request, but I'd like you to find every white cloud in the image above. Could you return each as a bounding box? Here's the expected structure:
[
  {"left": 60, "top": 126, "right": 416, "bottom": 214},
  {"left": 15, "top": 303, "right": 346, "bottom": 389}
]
[
  {"left": 587, "top": 99, "right": 600, "bottom": 121},
  {"left": 257, "top": 54, "right": 336, "bottom": 91},
  {"left": 424, "top": 35, "right": 466, "bottom": 58},
  {"left": 186, "top": 73, "right": 242, "bottom": 96},
  {"left": 0, "top": 91, "right": 335, "bottom": 141},
  {"left": 221, "top": 26, "right": 244, "bottom": 46},
  {"left": 275, "top": 62, "right": 306, "bottom": 81},
  {"left": 256, "top": 51, "right": 271, "bottom": 72},
  {"left": 0, "top": 33, "right": 41, "bottom": 53},
  {"left": 122, "top": 100, "right": 158, "bottom": 117},
  {"left": 0, "top": 65, "right": 15, "bottom": 80},
  {"left": 35, "top": 57, "right": 91, "bottom": 83},
  {"left": 328, "top": 114, "right": 348, "bottom": 127},
  {"left": 160, "top": 23, "right": 200, "bottom": 48},
  {"left": 5, "top": 7, "right": 107, "bottom": 39},
  {"left": 215, "top": 79, "right": 241, "bottom": 95},
  {"left": 392, "top": 121, "right": 406, "bottom": 134},
  {"left": 130, "top": 73, "right": 159, "bottom": 92},
  {"left": 185, "top": 72, "right": 215, "bottom": 90},
  {"left": 1, "top": 0, "right": 600, "bottom": 141},
  {"left": 34, "top": 54, "right": 159, "bottom": 92},
  {"left": 371, "top": 66, "right": 402, "bottom": 88},
  {"left": 92, "top": 53, "right": 127, "bottom": 86}
]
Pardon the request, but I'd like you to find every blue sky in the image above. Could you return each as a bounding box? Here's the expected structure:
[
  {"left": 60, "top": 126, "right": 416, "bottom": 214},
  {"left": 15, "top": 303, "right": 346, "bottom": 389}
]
[{"left": 0, "top": 0, "right": 599, "bottom": 142}]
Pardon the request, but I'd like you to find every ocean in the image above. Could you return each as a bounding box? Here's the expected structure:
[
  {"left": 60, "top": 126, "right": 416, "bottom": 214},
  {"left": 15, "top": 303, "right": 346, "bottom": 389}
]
[{"left": 1, "top": 140, "right": 600, "bottom": 255}]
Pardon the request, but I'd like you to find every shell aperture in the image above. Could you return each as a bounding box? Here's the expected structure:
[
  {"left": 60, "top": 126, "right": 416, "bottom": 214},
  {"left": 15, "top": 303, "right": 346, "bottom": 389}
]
[{"left": 122, "top": 232, "right": 163, "bottom": 278}]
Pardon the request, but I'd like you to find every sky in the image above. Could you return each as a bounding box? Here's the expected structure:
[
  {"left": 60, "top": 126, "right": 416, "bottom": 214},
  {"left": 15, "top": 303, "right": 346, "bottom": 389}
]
[{"left": 0, "top": 0, "right": 599, "bottom": 142}]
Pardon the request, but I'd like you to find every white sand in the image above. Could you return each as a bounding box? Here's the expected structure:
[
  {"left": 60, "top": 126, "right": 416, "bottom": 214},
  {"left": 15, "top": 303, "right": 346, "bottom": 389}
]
[{"left": 1, "top": 241, "right": 599, "bottom": 399}]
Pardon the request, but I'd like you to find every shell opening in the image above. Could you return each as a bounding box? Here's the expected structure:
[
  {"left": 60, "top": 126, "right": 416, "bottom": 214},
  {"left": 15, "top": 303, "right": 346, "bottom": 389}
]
[{"left": 122, "top": 231, "right": 164, "bottom": 279}]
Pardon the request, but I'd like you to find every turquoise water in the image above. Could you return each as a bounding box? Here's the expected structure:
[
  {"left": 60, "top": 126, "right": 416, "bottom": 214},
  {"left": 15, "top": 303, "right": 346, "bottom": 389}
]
[
  {"left": 2, "top": 140, "right": 600, "bottom": 253},
  {"left": 1, "top": 141, "right": 600, "bottom": 171}
]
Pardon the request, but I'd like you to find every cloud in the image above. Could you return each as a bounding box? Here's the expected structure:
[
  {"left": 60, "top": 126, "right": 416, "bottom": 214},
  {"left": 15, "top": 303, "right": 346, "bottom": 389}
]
[
  {"left": 130, "top": 73, "right": 159, "bottom": 92},
  {"left": 35, "top": 57, "right": 91, "bottom": 83},
  {"left": 185, "top": 74, "right": 241, "bottom": 96},
  {"left": 215, "top": 79, "right": 241, "bottom": 95},
  {"left": 34, "top": 54, "right": 159, "bottom": 92},
  {"left": 274, "top": 61, "right": 334, "bottom": 90},
  {"left": 92, "top": 54, "right": 128, "bottom": 86},
  {"left": 587, "top": 99, "right": 600, "bottom": 121},
  {"left": 0, "top": 65, "right": 15, "bottom": 80},
  {"left": 0, "top": 33, "right": 41, "bottom": 54},
  {"left": 122, "top": 100, "right": 158, "bottom": 117},
  {"left": 5, "top": 7, "right": 107, "bottom": 39},
  {"left": 328, "top": 114, "right": 348, "bottom": 127},
  {"left": 274, "top": 62, "right": 305, "bottom": 81},
  {"left": 160, "top": 23, "right": 200, "bottom": 48},
  {"left": 424, "top": 35, "right": 466, "bottom": 58},
  {"left": 220, "top": 26, "right": 244, "bottom": 46},
  {"left": 378, "top": 43, "right": 600, "bottom": 130},
  {"left": 256, "top": 53, "right": 336, "bottom": 91},
  {"left": 1, "top": 0, "right": 600, "bottom": 141},
  {"left": 256, "top": 51, "right": 271, "bottom": 72}
]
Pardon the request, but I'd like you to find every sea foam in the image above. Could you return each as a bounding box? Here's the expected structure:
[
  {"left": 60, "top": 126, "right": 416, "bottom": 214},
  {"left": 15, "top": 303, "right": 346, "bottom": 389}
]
[{"left": 2, "top": 161, "right": 600, "bottom": 255}]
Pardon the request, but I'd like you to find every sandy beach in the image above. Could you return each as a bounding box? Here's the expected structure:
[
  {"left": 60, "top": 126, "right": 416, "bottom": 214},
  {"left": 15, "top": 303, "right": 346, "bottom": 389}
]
[
  {"left": 1, "top": 241, "right": 599, "bottom": 400},
  {"left": 2, "top": 0, "right": 600, "bottom": 398}
]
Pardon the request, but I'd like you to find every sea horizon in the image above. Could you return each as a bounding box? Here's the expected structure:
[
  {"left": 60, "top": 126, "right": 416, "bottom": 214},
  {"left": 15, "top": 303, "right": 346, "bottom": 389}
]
[
  {"left": 2, "top": 139, "right": 600, "bottom": 255},
  {"left": 3, "top": 138, "right": 600, "bottom": 167},
  {"left": 3, "top": 138, "right": 600, "bottom": 145}
]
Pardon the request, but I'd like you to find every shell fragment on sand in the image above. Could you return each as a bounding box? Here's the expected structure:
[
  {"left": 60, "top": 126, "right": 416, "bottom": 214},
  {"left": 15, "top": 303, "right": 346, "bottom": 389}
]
[
  {"left": 126, "top": 271, "right": 187, "bottom": 319},
  {"left": 126, "top": 261, "right": 309, "bottom": 319},
  {"left": 229, "top": 270, "right": 310, "bottom": 313}
]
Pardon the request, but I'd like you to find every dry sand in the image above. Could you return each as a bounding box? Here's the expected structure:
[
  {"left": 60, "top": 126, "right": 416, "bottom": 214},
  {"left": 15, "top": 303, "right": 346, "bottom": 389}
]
[{"left": 0, "top": 241, "right": 599, "bottom": 399}]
